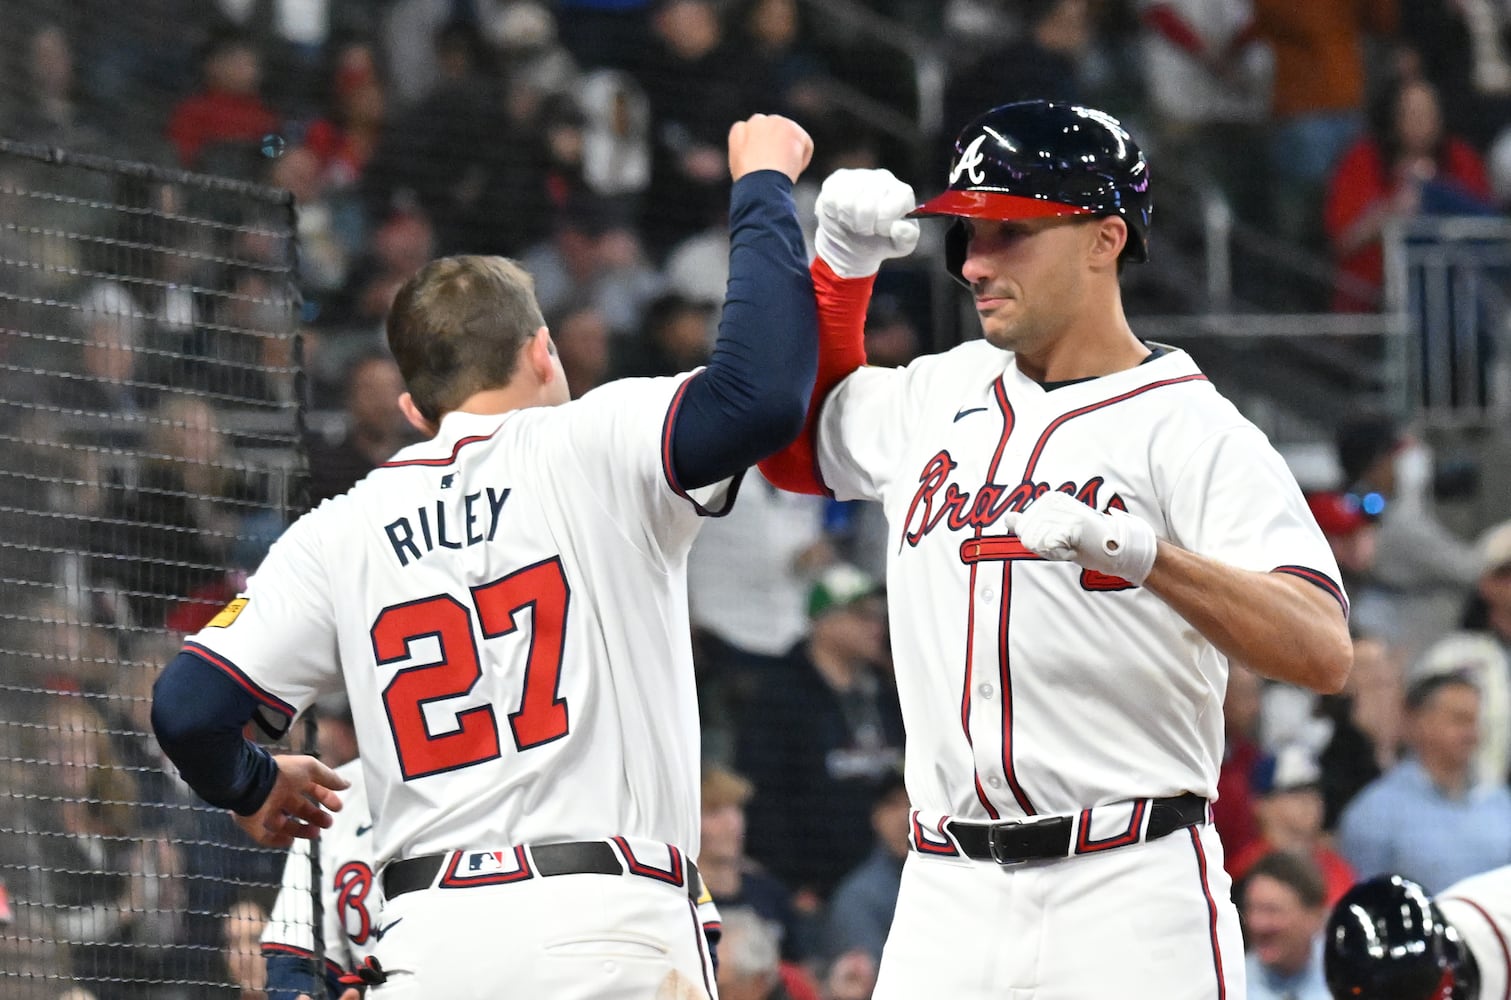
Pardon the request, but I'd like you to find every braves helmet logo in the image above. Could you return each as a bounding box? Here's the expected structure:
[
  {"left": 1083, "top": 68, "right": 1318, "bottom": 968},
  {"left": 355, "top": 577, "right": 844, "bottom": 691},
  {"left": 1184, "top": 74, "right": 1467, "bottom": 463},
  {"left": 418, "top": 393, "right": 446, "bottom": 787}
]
[{"left": 950, "top": 134, "right": 988, "bottom": 186}]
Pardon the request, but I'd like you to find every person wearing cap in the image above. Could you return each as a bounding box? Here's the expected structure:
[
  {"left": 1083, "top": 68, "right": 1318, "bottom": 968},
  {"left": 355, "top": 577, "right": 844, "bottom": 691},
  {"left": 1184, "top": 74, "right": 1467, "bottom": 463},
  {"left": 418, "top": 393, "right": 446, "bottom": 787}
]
[
  {"left": 1337, "top": 672, "right": 1511, "bottom": 893},
  {"left": 1411, "top": 518, "right": 1511, "bottom": 786},
  {"left": 821, "top": 767, "right": 909, "bottom": 965},
  {"left": 1240, "top": 850, "right": 1334, "bottom": 1000},
  {"left": 1228, "top": 745, "right": 1356, "bottom": 907},
  {"left": 735, "top": 563, "right": 904, "bottom": 906}
]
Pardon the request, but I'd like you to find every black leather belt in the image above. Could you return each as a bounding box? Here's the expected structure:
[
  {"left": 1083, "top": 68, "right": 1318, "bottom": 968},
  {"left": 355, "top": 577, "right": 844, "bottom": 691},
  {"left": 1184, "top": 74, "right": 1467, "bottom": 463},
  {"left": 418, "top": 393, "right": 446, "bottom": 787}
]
[
  {"left": 943, "top": 793, "right": 1208, "bottom": 864},
  {"left": 382, "top": 840, "right": 702, "bottom": 902}
]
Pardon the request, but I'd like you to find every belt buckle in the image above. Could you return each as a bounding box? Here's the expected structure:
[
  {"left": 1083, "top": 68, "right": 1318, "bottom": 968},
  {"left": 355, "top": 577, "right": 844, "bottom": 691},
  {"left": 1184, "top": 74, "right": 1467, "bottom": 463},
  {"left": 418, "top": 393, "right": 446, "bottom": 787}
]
[{"left": 986, "top": 818, "right": 1047, "bottom": 867}]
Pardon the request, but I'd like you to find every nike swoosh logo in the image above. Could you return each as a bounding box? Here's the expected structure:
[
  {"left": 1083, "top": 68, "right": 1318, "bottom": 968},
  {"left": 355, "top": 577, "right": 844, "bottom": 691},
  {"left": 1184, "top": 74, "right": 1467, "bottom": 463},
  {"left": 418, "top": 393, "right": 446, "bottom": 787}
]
[
  {"left": 373, "top": 918, "right": 403, "bottom": 941},
  {"left": 953, "top": 406, "right": 989, "bottom": 422},
  {"left": 355, "top": 824, "right": 373, "bottom": 836}
]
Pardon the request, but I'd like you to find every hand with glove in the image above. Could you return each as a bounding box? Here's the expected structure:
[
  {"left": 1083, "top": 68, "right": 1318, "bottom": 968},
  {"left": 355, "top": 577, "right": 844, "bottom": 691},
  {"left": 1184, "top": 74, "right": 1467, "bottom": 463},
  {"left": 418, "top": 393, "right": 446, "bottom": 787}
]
[
  {"left": 815, "top": 168, "right": 921, "bottom": 278},
  {"left": 1000, "top": 491, "right": 1159, "bottom": 587}
]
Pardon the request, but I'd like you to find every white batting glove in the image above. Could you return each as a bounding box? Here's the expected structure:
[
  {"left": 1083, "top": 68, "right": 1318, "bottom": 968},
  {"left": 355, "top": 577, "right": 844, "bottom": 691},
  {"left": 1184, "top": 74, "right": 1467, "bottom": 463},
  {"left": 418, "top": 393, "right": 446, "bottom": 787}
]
[
  {"left": 999, "top": 491, "right": 1159, "bottom": 586},
  {"left": 814, "top": 168, "right": 921, "bottom": 278}
]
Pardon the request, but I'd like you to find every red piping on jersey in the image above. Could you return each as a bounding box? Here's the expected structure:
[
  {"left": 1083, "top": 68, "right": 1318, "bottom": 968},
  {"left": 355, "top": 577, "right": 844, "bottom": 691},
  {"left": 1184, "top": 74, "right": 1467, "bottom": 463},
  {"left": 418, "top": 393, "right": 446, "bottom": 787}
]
[
  {"left": 1020, "top": 374, "right": 1210, "bottom": 481},
  {"left": 660, "top": 377, "right": 697, "bottom": 502},
  {"left": 1074, "top": 799, "right": 1147, "bottom": 854},
  {"left": 1188, "top": 827, "right": 1229, "bottom": 1000},
  {"left": 910, "top": 810, "right": 961, "bottom": 856},
  {"left": 613, "top": 837, "right": 686, "bottom": 887},
  {"left": 1440, "top": 895, "right": 1511, "bottom": 1000},
  {"left": 1272, "top": 565, "right": 1350, "bottom": 618},
  {"left": 380, "top": 432, "right": 498, "bottom": 468},
  {"left": 183, "top": 641, "right": 296, "bottom": 718}
]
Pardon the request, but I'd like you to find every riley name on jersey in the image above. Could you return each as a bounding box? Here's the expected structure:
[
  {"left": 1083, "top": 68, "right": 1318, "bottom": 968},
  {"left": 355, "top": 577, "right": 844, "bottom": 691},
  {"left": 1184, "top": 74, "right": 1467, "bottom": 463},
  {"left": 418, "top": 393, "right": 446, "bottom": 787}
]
[{"left": 382, "top": 483, "right": 511, "bottom": 567}]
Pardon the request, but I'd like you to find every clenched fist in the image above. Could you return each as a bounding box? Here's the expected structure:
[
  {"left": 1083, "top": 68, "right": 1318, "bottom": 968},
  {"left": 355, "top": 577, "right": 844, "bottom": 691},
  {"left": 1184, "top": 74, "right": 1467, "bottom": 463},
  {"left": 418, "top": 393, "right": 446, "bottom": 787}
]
[
  {"left": 1000, "top": 490, "right": 1159, "bottom": 586},
  {"left": 815, "top": 168, "right": 921, "bottom": 278},
  {"left": 728, "top": 113, "right": 813, "bottom": 184}
]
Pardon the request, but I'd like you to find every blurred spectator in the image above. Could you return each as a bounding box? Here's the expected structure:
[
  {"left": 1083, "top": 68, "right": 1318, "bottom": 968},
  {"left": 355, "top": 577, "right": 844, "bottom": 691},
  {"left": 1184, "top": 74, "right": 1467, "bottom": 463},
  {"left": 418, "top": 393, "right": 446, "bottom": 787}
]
[
  {"left": 267, "top": 144, "right": 361, "bottom": 299},
  {"left": 547, "top": 303, "right": 613, "bottom": 399},
  {"left": 1239, "top": 850, "right": 1332, "bottom": 1000},
  {"left": 1250, "top": 0, "right": 1398, "bottom": 250},
  {"left": 1215, "top": 664, "right": 1265, "bottom": 869},
  {"left": 1399, "top": 0, "right": 1511, "bottom": 149},
  {"left": 1412, "top": 519, "right": 1511, "bottom": 786},
  {"left": 305, "top": 351, "right": 413, "bottom": 504},
  {"left": 554, "top": 0, "right": 654, "bottom": 73},
  {"left": 222, "top": 895, "right": 270, "bottom": 1000},
  {"left": 206, "top": 0, "right": 373, "bottom": 118},
  {"left": 739, "top": 0, "right": 831, "bottom": 119},
  {"left": 50, "top": 283, "right": 155, "bottom": 421},
  {"left": 1324, "top": 74, "right": 1495, "bottom": 312},
  {"left": 614, "top": 292, "right": 716, "bottom": 378},
  {"left": 697, "top": 765, "right": 811, "bottom": 963},
  {"left": 577, "top": 69, "right": 654, "bottom": 199},
  {"left": 1316, "top": 634, "right": 1404, "bottom": 829},
  {"left": 717, "top": 907, "right": 818, "bottom": 1000},
  {"left": 822, "top": 950, "right": 878, "bottom": 1000},
  {"left": 348, "top": 208, "right": 436, "bottom": 329},
  {"left": 522, "top": 197, "right": 662, "bottom": 338},
  {"left": 1228, "top": 744, "right": 1356, "bottom": 906},
  {"left": 688, "top": 466, "right": 833, "bottom": 763},
  {"left": 1335, "top": 414, "right": 1481, "bottom": 660},
  {"left": 1137, "top": 0, "right": 1272, "bottom": 226},
  {"left": 1337, "top": 672, "right": 1511, "bottom": 893},
  {"left": 484, "top": 2, "right": 579, "bottom": 102},
  {"left": 302, "top": 42, "right": 386, "bottom": 191},
  {"left": 945, "top": 0, "right": 1092, "bottom": 137},
  {"left": 6, "top": 23, "right": 107, "bottom": 151},
  {"left": 634, "top": 0, "right": 762, "bottom": 256},
  {"left": 37, "top": 693, "right": 183, "bottom": 1000},
  {"left": 382, "top": 0, "right": 507, "bottom": 107},
  {"left": 821, "top": 768, "right": 908, "bottom": 964},
  {"left": 862, "top": 293, "right": 921, "bottom": 371},
  {"left": 90, "top": 394, "right": 261, "bottom": 629},
  {"left": 166, "top": 28, "right": 280, "bottom": 171},
  {"left": 737, "top": 563, "right": 904, "bottom": 904}
]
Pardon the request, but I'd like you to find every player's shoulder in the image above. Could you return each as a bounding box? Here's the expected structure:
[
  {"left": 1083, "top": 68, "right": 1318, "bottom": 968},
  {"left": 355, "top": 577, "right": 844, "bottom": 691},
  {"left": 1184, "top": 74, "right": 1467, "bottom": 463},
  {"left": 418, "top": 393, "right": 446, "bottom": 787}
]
[{"left": 1139, "top": 346, "right": 1257, "bottom": 434}]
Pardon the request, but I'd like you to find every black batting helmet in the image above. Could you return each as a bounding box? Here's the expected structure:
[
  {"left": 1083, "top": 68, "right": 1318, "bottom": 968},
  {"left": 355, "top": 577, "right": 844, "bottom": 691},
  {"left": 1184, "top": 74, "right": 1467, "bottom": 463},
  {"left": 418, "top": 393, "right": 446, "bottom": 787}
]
[
  {"left": 911, "top": 100, "right": 1152, "bottom": 286},
  {"left": 1323, "top": 875, "right": 1479, "bottom": 1000}
]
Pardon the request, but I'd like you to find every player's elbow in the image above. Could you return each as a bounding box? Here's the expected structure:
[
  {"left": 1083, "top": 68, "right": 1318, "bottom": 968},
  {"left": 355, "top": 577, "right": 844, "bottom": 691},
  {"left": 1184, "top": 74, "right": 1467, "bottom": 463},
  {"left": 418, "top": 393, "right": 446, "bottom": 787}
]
[{"left": 1302, "top": 625, "right": 1354, "bottom": 694}]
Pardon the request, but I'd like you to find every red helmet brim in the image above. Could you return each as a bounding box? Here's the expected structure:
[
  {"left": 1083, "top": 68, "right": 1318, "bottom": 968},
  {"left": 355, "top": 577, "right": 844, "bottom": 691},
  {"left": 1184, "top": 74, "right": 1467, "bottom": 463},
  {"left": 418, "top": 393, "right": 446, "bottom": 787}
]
[{"left": 908, "top": 189, "right": 1096, "bottom": 220}]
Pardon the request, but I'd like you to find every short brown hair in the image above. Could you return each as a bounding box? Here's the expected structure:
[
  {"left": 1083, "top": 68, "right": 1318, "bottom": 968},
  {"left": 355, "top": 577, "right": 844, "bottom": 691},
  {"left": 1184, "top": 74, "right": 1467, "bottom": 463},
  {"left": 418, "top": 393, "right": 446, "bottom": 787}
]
[{"left": 385, "top": 255, "right": 546, "bottom": 420}]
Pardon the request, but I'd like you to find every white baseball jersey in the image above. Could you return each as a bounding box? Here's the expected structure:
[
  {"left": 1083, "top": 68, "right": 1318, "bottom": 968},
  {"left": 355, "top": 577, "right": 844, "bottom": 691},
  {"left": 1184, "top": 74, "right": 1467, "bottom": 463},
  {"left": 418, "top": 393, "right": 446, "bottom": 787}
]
[
  {"left": 185, "top": 373, "right": 732, "bottom": 868},
  {"left": 816, "top": 341, "right": 1345, "bottom": 826},
  {"left": 1438, "top": 865, "right": 1511, "bottom": 1000},
  {"left": 263, "top": 759, "right": 379, "bottom": 981}
]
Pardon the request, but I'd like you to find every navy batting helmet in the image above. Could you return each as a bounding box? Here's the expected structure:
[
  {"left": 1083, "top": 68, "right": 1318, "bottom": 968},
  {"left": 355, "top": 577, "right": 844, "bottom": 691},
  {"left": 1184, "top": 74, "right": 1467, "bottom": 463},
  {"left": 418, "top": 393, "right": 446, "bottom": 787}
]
[
  {"left": 1323, "top": 875, "right": 1479, "bottom": 1000},
  {"left": 911, "top": 100, "right": 1152, "bottom": 285}
]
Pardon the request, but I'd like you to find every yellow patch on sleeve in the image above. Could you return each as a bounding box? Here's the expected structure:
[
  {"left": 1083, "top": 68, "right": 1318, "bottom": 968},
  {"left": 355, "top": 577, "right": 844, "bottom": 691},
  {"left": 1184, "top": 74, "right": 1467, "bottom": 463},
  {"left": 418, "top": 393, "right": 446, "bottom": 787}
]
[{"left": 207, "top": 598, "right": 249, "bottom": 628}]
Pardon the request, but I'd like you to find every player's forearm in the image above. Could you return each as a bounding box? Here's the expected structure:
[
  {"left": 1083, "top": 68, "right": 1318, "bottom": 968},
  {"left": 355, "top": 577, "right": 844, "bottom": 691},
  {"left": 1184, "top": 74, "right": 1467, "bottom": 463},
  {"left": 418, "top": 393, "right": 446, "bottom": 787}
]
[
  {"left": 1142, "top": 542, "right": 1352, "bottom": 692},
  {"left": 757, "top": 257, "right": 871, "bottom": 494},
  {"left": 670, "top": 169, "right": 817, "bottom": 488},
  {"left": 151, "top": 650, "right": 280, "bottom": 813}
]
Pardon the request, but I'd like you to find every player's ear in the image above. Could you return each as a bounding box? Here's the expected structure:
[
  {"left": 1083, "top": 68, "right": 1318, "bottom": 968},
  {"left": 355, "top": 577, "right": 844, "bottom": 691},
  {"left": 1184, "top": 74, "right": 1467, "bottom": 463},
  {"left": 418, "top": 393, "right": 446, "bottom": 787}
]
[
  {"left": 397, "top": 392, "right": 438, "bottom": 437},
  {"left": 1087, "top": 216, "right": 1127, "bottom": 270},
  {"left": 525, "top": 325, "right": 558, "bottom": 383}
]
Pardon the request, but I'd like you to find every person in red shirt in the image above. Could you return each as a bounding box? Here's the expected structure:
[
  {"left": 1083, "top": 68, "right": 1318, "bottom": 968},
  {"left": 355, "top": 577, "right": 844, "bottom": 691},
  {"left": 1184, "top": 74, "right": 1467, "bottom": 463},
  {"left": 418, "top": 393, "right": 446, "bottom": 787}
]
[
  {"left": 1229, "top": 744, "right": 1357, "bottom": 908},
  {"left": 1324, "top": 74, "right": 1494, "bottom": 311},
  {"left": 166, "top": 28, "right": 280, "bottom": 170},
  {"left": 302, "top": 42, "right": 386, "bottom": 190}
]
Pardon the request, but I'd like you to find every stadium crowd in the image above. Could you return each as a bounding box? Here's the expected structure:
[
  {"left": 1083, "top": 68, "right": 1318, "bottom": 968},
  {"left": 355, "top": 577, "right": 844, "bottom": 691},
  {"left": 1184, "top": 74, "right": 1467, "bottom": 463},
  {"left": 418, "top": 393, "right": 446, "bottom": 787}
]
[{"left": 2, "top": 1, "right": 1511, "bottom": 998}]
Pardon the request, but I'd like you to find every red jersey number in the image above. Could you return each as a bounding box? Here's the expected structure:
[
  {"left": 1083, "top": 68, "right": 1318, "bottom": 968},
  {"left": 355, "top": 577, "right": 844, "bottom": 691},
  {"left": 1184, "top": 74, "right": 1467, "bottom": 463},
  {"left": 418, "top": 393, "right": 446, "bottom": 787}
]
[{"left": 371, "top": 558, "right": 572, "bottom": 779}]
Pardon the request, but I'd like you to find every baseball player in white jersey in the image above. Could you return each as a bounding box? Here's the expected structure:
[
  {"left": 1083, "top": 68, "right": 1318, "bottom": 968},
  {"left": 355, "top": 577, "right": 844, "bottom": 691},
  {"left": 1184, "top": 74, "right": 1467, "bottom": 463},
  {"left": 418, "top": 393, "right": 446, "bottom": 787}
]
[
  {"left": 262, "top": 757, "right": 372, "bottom": 999},
  {"left": 1326, "top": 867, "right": 1511, "bottom": 1000},
  {"left": 151, "top": 113, "right": 819, "bottom": 999},
  {"left": 759, "top": 100, "right": 1352, "bottom": 999}
]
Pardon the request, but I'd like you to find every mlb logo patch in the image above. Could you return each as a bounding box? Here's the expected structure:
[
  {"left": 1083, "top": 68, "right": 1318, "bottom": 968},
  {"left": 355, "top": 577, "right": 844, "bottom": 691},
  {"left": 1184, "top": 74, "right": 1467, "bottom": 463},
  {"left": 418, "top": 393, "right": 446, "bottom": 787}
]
[{"left": 466, "top": 851, "right": 509, "bottom": 873}]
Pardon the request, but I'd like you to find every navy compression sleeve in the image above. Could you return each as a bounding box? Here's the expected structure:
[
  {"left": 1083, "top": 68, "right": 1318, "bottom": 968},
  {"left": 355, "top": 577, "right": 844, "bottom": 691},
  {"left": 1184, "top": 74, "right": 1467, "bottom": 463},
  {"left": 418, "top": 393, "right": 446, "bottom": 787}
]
[
  {"left": 151, "top": 650, "right": 279, "bottom": 815},
  {"left": 669, "top": 169, "right": 818, "bottom": 490}
]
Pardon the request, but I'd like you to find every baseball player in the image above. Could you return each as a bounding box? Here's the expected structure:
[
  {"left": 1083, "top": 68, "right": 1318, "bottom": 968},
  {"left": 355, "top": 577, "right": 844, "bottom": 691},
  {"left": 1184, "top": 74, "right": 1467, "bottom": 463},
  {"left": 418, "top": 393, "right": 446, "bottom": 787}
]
[
  {"left": 758, "top": 99, "right": 1353, "bottom": 999},
  {"left": 1324, "top": 867, "right": 1511, "bottom": 1000},
  {"left": 150, "top": 112, "right": 818, "bottom": 999}
]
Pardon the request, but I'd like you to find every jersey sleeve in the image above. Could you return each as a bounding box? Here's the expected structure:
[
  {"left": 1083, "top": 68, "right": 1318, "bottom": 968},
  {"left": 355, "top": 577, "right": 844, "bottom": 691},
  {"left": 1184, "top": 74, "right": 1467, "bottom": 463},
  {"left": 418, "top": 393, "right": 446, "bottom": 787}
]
[
  {"left": 554, "top": 373, "right": 738, "bottom": 560},
  {"left": 815, "top": 364, "right": 915, "bottom": 503},
  {"left": 182, "top": 509, "right": 341, "bottom": 731},
  {"left": 1163, "top": 424, "right": 1348, "bottom": 615}
]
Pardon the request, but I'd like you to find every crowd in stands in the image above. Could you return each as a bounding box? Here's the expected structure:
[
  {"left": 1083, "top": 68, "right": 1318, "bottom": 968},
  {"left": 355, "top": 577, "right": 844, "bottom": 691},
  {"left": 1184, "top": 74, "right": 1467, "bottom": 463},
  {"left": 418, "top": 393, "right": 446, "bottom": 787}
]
[{"left": 1, "top": 1, "right": 1511, "bottom": 998}]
